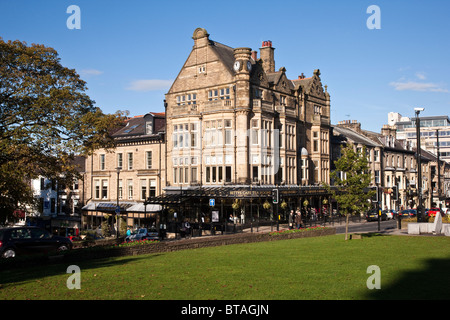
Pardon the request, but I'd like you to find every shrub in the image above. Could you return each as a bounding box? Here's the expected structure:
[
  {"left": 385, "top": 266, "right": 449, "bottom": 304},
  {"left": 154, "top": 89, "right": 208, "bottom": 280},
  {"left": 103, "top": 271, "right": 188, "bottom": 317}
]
[{"left": 269, "top": 225, "right": 328, "bottom": 236}]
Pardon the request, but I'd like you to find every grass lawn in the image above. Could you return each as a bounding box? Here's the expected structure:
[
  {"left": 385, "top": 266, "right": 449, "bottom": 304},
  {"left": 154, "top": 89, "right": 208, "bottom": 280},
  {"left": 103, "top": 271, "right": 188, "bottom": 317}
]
[{"left": 1, "top": 234, "right": 450, "bottom": 300}]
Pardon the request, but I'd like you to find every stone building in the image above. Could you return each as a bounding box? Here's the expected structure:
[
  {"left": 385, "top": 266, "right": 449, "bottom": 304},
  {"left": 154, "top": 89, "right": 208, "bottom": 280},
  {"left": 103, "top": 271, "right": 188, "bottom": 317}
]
[
  {"left": 82, "top": 112, "right": 165, "bottom": 229},
  {"left": 149, "top": 28, "right": 332, "bottom": 225},
  {"left": 332, "top": 120, "right": 449, "bottom": 212}
]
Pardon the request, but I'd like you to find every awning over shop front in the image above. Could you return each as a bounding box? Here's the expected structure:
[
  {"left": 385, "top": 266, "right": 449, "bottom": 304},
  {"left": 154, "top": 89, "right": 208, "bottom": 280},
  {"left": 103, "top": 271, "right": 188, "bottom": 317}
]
[
  {"left": 127, "top": 203, "right": 162, "bottom": 213},
  {"left": 146, "top": 185, "right": 337, "bottom": 205},
  {"left": 145, "top": 193, "right": 185, "bottom": 205},
  {"left": 81, "top": 202, "right": 152, "bottom": 213}
]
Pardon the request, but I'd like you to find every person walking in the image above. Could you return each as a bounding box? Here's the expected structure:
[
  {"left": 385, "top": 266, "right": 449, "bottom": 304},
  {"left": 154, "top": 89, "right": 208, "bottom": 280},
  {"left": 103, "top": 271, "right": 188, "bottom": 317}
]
[
  {"left": 184, "top": 219, "right": 191, "bottom": 238},
  {"left": 295, "top": 210, "right": 303, "bottom": 229}
]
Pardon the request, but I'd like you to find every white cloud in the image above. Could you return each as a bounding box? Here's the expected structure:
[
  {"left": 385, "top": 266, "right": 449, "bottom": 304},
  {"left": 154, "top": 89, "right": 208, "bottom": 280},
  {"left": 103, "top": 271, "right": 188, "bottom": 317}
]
[
  {"left": 80, "top": 69, "right": 103, "bottom": 76},
  {"left": 126, "top": 79, "right": 173, "bottom": 92},
  {"left": 389, "top": 81, "right": 448, "bottom": 93},
  {"left": 415, "top": 72, "right": 427, "bottom": 80}
]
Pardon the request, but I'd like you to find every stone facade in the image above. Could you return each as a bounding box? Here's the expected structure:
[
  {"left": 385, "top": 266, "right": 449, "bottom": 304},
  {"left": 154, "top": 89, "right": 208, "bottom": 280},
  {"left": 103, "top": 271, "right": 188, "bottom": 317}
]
[
  {"left": 332, "top": 120, "right": 450, "bottom": 211},
  {"left": 82, "top": 113, "right": 166, "bottom": 228},
  {"left": 164, "top": 28, "right": 331, "bottom": 189}
]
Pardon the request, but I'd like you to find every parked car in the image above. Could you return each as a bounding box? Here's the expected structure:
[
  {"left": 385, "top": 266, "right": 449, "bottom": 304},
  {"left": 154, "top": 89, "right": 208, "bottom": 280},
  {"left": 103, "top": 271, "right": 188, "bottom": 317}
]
[
  {"left": 126, "top": 227, "right": 159, "bottom": 242},
  {"left": 366, "top": 209, "right": 386, "bottom": 222},
  {"left": 399, "top": 209, "right": 416, "bottom": 218},
  {"left": 0, "top": 226, "right": 72, "bottom": 259},
  {"left": 428, "top": 207, "right": 444, "bottom": 217},
  {"left": 382, "top": 210, "right": 397, "bottom": 220}
]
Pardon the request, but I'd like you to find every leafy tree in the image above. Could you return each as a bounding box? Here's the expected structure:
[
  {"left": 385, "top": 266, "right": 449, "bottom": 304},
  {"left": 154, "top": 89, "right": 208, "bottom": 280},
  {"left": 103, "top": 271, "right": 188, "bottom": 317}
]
[
  {"left": 0, "top": 38, "right": 127, "bottom": 220},
  {"left": 325, "top": 143, "right": 374, "bottom": 240}
]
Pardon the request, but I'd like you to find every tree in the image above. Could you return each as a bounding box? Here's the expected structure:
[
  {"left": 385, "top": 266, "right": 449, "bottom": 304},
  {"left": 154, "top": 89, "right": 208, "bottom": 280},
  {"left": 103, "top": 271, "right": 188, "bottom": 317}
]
[
  {"left": 0, "top": 38, "right": 127, "bottom": 220},
  {"left": 325, "top": 143, "right": 375, "bottom": 240}
]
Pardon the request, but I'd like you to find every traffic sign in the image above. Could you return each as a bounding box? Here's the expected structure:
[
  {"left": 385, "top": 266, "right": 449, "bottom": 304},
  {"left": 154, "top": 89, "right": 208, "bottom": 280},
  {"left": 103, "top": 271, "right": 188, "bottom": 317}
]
[
  {"left": 115, "top": 206, "right": 120, "bottom": 214},
  {"left": 209, "top": 199, "right": 215, "bottom": 207}
]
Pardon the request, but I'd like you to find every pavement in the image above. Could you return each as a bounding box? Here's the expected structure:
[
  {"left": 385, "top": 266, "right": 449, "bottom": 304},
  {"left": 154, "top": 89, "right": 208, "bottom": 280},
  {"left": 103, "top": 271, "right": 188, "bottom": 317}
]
[
  {"left": 167, "top": 219, "right": 442, "bottom": 242},
  {"left": 239, "top": 219, "right": 411, "bottom": 236}
]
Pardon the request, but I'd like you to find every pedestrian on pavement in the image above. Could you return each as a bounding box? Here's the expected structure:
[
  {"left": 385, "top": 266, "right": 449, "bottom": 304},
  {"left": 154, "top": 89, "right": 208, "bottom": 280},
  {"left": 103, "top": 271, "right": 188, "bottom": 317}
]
[
  {"left": 184, "top": 219, "right": 191, "bottom": 237},
  {"left": 289, "top": 210, "right": 294, "bottom": 229},
  {"left": 295, "top": 211, "right": 303, "bottom": 229}
]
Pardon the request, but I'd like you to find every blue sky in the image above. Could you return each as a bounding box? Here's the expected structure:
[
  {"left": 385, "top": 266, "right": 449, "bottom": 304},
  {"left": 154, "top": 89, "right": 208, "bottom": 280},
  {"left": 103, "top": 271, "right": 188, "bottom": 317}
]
[{"left": 1, "top": 0, "right": 449, "bottom": 132}]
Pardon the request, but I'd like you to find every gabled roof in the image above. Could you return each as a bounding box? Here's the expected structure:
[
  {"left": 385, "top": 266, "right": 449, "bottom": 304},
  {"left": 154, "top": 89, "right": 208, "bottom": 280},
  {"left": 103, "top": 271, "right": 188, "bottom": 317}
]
[
  {"left": 292, "top": 77, "right": 313, "bottom": 91},
  {"left": 265, "top": 71, "right": 295, "bottom": 91},
  {"left": 208, "top": 40, "right": 235, "bottom": 75}
]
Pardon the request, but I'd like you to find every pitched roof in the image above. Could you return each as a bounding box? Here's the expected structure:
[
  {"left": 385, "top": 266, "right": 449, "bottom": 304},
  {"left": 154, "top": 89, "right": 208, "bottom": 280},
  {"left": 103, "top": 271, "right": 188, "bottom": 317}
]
[
  {"left": 209, "top": 40, "right": 236, "bottom": 74},
  {"left": 331, "top": 125, "right": 382, "bottom": 148},
  {"left": 112, "top": 113, "right": 166, "bottom": 140}
]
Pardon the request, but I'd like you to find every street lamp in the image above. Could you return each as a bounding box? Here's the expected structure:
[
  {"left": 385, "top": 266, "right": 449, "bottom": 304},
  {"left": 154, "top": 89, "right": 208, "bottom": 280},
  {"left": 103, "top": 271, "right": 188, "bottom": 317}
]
[
  {"left": 414, "top": 107, "right": 424, "bottom": 222},
  {"left": 436, "top": 129, "right": 442, "bottom": 210},
  {"left": 116, "top": 167, "right": 121, "bottom": 238}
]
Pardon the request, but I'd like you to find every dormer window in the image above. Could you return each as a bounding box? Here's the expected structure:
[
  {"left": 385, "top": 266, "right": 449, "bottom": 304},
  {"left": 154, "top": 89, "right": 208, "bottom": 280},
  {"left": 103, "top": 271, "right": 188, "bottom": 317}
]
[{"left": 146, "top": 120, "right": 153, "bottom": 135}]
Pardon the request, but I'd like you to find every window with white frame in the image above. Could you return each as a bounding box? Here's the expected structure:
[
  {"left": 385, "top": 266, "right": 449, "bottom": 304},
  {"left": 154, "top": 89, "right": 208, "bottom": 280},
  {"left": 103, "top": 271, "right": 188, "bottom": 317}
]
[
  {"left": 118, "top": 180, "right": 123, "bottom": 200},
  {"left": 127, "top": 153, "right": 133, "bottom": 170},
  {"left": 225, "top": 119, "right": 232, "bottom": 145},
  {"left": 251, "top": 119, "right": 259, "bottom": 145},
  {"left": 127, "top": 180, "right": 133, "bottom": 200},
  {"left": 374, "top": 170, "right": 380, "bottom": 184},
  {"left": 117, "top": 153, "right": 123, "bottom": 169},
  {"left": 176, "top": 93, "right": 197, "bottom": 106},
  {"left": 374, "top": 150, "right": 380, "bottom": 162},
  {"left": 146, "top": 151, "right": 152, "bottom": 169},
  {"left": 101, "top": 180, "right": 108, "bottom": 199},
  {"left": 314, "top": 105, "right": 322, "bottom": 115},
  {"left": 208, "top": 87, "right": 230, "bottom": 100},
  {"left": 149, "top": 179, "right": 156, "bottom": 197},
  {"left": 140, "top": 179, "right": 147, "bottom": 200},
  {"left": 94, "top": 180, "right": 100, "bottom": 199},
  {"left": 100, "top": 154, "right": 106, "bottom": 170}
]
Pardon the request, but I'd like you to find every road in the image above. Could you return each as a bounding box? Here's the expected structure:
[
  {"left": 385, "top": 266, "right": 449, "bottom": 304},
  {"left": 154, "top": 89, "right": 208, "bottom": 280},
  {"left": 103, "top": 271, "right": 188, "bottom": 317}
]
[{"left": 334, "top": 219, "right": 399, "bottom": 234}]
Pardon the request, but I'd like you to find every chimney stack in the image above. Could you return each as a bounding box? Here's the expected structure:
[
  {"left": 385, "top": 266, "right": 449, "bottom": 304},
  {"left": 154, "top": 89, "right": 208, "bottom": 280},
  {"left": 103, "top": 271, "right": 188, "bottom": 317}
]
[
  {"left": 260, "top": 40, "right": 275, "bottom": 73},
  {"left": 251, "top": 50, "right": 258, "bottom": 61}
]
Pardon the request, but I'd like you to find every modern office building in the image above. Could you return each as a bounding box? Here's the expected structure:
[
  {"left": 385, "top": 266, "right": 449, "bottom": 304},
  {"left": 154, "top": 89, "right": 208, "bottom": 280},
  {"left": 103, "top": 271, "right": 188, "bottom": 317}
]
[{"left": 389, "top": 112, "right": 450, "bottom": 164}]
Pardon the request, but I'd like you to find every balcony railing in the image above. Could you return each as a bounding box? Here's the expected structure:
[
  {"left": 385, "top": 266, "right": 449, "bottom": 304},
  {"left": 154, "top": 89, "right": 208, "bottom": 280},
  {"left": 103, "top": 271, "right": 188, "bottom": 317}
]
[{"left": 203, "top": 99, "right": 233, "bottom": 111}]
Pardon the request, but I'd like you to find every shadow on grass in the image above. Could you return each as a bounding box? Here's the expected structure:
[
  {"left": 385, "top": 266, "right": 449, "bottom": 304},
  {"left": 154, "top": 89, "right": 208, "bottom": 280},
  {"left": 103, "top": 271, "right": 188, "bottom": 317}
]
[
  {"left": 361, "top": 232, "right": 385, "bottom": 238},
  {"left": 0, "top": 253, "right": 163, "bottom": 288},
  {"left": 366, "top": 255, "right": 450, "bottom": 300}
]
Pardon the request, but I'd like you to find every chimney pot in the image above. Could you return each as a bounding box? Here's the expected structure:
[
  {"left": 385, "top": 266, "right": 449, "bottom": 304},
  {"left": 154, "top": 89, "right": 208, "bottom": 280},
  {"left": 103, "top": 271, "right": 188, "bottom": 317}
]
[{"left": 260, "top": 40, "right": 275, "bottom": 73}]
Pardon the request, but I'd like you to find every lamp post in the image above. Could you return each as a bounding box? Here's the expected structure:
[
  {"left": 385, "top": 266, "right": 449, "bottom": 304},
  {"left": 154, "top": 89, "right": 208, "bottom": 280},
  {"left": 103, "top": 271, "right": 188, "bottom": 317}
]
[
  {"left": 436, "top": 129, "right": 442, "bottom": 210},
  {"left": 116, "top": 167, "right": 121, "bottom": 238},
  {"left": 414, "top": 108, "right": 424, "bottom": 222}
]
